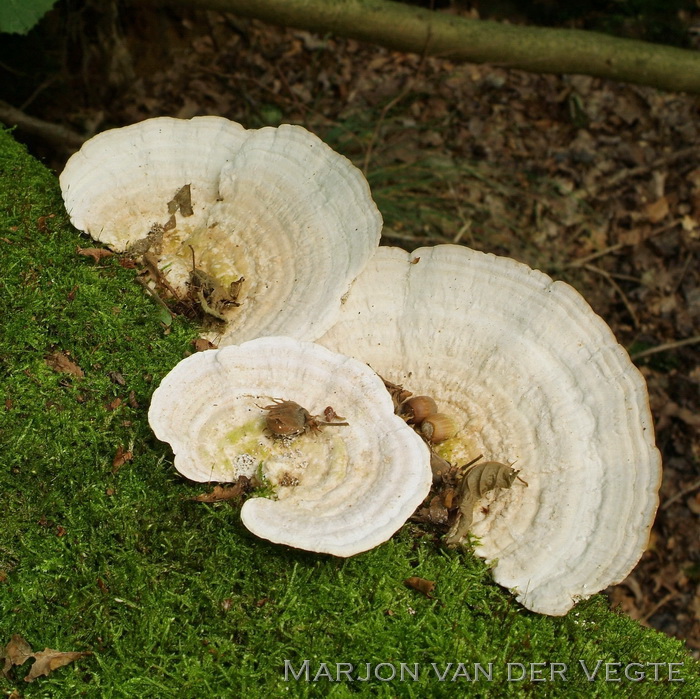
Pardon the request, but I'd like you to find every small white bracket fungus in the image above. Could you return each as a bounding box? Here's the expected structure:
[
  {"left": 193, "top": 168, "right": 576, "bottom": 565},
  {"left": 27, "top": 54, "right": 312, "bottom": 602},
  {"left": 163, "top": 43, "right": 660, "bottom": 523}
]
[
  {"left": 319, "top": 245, "right": 662, "bottom": 615},
  {"left": 148, "top": 337, "right": 432, "bottom": 557},
  {"left": 60, "top": 116, "right": 381, "bottom": 343}
]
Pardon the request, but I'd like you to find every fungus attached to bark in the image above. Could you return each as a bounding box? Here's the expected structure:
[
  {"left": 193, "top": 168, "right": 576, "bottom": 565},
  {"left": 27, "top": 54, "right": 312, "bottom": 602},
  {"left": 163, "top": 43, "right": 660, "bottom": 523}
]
[
  {"left": 148, "top": 337, "right": 432, "bottom": 557},
  {"left": 319, "top": 244, "right": 661, "bottom": 615},
  {"left": 60, "top": 116, "right": 381, "bottom": 343}
]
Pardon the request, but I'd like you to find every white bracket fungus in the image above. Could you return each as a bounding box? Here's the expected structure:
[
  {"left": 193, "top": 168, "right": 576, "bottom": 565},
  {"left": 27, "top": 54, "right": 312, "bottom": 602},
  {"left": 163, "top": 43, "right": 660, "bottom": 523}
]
[
  {"left": 148, "top": 337, "right": 432, "bottom": 557},
  {"left": 319, "top": 245, "right": 662, "bottom": 615},
  {"left": 60, "top": 116, "right": 381, "bottom": 343}
]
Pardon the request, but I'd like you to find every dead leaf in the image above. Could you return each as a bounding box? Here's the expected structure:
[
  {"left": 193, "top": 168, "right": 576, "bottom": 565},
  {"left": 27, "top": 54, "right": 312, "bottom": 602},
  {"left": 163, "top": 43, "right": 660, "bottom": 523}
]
[
  {"left": 380, "top": 376, "right": 412, "bottom": 411},
  {"left": 644, "top": 196, "right": 669, "bottom": 224},
  {"left": 404, "top": 576, "right": 435, "bottom": 598},
  {"left": 428, "top": 495, "right": 449, "bottom": 525},
  {"left": 191, "top": 477, "right": 250, "bottom": 502},
  {"left": 118, "top": 256, "right": 138, "bottom": 269},
  {"left": 193, "top": 338, "right": 217, "bottom": 352},
  {"left": 445, "top": 461, "right": 520, "bottom": 545},
  {"left": 24, "top": 648, "right": 92, "bottom": 683},
  {"left": 128, "top": 391, "right": 139, "bottom": 409},
  {"left": 37, "top": 214, "right": 56, "bottom": 232},
  {"left": 2, "top": 635, "right": 33, "bottom": 677},
  {"left": 167, "top": 184, "right": 194, "bottom": 217},
  {"left": 77, "top": 247, "right": 114, "bottom": 263},
  {"left": 112, "top": 446, "right": 133, "bottom": 472},
  {"left": 163, "top": 214, "right": 177, "bottom": 231},
  {"left": 105, "top": 397, "right": 122, "bottom": 412},
  {"left": 430, "top": 450, "right": 451, "bottom": 482},
  {"left": 108, "top": 371, "right": 126, "bottom": 386},
  {"left": 45, "top": 352, "right": 84, "bottom": 378}
]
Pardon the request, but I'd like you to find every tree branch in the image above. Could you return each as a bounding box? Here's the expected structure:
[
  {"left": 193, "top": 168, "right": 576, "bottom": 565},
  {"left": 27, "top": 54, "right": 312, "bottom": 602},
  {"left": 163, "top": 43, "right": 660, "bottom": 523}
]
[
  {"left": 141, "top": 0, "right": 700, "bottom": 94},
  {"left": 0, "top": 100, "right": 84, "bottom": 151}
]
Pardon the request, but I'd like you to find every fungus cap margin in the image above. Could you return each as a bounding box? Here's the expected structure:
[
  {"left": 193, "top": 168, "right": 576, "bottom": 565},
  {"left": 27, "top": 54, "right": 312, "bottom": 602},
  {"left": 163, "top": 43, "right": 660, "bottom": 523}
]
[
  {"left": 148, "top": 336, "right": 432, "bottom": 557},
  {"left": 60, "top": 116, "right": 382, "bottom": 344},
  {"left": 318, "top": 244, "right": 662, "bottom": 614}
]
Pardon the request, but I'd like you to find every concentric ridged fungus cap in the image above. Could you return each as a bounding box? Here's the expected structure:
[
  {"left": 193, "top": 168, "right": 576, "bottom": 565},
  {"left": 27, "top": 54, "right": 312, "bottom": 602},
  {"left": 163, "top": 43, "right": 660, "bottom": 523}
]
[
  {"left": 60, "top": 116, "right": 381, "bottom": 343},
  {"left": 148, "top": 337, "right": 432, "bottom": 557},
  {"left": 319, "top": 245, "right": 661, "bottom": 614}
]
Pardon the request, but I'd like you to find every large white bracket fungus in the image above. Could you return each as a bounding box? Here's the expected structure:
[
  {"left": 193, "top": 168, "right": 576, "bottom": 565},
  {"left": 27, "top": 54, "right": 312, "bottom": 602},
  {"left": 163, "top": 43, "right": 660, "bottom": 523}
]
[
  {"left": 60, "top": 116, "right": 381, "bottom": 343},
  {"left": 148, "top": 337, "right": 432, "bottom": 557},
  {"left": 319, "top": 245, "right": 662, "bottom": 615}
]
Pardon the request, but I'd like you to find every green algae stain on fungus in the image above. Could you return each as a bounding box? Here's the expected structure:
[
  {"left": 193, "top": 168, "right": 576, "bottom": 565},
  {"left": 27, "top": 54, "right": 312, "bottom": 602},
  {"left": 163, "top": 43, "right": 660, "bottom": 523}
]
[
  {"left": 216, "top": 417, "right": 272, "bottom": 478},
  {"left": 216, "top": 416, "right": 350, "bottom": 497},
  {"left": 435, "top": 434, "right": 480, "bottom": 467},
  {"left": 225, "top": 417, "right": 271, "bottom": 459}
]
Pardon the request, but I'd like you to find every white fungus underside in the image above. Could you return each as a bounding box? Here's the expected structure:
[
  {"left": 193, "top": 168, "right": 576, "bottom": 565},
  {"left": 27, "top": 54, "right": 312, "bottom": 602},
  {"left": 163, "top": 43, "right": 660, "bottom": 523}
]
[
  {"left": 319, "top": 245, "right": 661, "bottom": 615},
  {"left": 60, "top": 116, "right": 382, "bottom": 343},
  {"left": 148, "top": 337, "right": 431, "bottom": 557}
]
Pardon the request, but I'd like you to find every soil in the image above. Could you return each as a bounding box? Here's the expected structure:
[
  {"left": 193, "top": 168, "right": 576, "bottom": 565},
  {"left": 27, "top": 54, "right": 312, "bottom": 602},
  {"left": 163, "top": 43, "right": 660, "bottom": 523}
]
[{"left": 3, "top": 2, "right": 699, "bottom": 656}]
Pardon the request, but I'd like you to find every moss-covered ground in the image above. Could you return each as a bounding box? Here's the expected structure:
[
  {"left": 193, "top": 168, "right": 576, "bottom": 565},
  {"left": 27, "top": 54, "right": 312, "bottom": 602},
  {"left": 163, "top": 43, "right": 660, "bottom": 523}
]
[{"left": 1, "top": 128, "right": 699, "bottom": 698}]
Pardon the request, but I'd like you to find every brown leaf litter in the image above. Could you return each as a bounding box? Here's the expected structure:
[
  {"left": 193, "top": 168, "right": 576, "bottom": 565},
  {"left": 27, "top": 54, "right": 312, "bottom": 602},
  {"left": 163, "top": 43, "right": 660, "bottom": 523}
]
[
  {"left": 1, "top": 634, "right": 91, "bottom": 683},
  {"left": 44, "top": 351, "right": 84, "bottom": 378}
]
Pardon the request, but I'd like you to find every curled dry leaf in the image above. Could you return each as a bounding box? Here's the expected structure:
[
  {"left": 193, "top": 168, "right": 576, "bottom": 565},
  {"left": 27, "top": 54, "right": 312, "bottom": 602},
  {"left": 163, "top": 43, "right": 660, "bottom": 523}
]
[
  {"left": 191, "top": 477, "right": 251, "bottom": 502},
  {"left": 45, "top": 351, "right": 84, "bottom": 378},
  {"left": 76, "top": 246, "right": 114, "bottom": 263},
  {"left": 2, "top": 635, "right": 33, "bottom": 677},
  {"left": 112, "top": 446, "right": 133, "bottom": 472},
  {"left": 36, "top": 214, "right": 56, "bottom": 233},
  {"left": 1, "top": 635, "right": 91, "bottom": 683},
  {"left": 167, "top": 184, "right": 194, "bottom": 217},
  {"left": 193, "top": 338, "right": 217, "bottom": 352},
  {"left": 430, "top": 451, "right": 452, "bottom": 483},
  {"left": 381, "top": 376, "right": 412, "bottom": 411},
  {"left": 105, "top": 397, "right": 122, "bottom": 412},
  {"left": 404, "top": 577, "right": 436, "bottom": 598},
  {"left": 445, "top": 462, "right": 520, "bottom": 546},
  {"left": 108, "top": 371, "right": 126, "bottom": 386},
  {"left": 24, "top": 648, "right": 92, "bottom": 683}
]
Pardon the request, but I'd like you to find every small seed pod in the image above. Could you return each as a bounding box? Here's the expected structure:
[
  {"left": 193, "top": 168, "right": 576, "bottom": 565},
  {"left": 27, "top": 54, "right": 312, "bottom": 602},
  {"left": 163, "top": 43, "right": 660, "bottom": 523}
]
[
  {"left": 420, "top": 413, "right": 458, "bottom": 444},
  {"left": 399, "top": 395, "right": 438, "bottom": 424}
]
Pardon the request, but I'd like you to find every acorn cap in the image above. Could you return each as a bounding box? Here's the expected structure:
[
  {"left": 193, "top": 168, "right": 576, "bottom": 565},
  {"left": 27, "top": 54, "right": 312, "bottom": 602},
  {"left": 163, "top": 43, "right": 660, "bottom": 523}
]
[
  {"left": 319, "top": 244, "right": 661, "bottom": 615},
  {"left": 60, "top": 116, "right": 381, "bottom": 343},
  {"left": 148, "top": 337, "right": 432, "bottom": 557}
]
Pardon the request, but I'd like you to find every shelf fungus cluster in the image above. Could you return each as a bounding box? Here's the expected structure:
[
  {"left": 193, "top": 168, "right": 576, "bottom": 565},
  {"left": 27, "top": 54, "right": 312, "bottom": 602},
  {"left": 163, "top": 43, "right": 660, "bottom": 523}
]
[
  {"left": 60, "top": 116, "right": 381, "bottom": 344},
  {"left": 318, "top": 245, "right": 662, "bottom": 615},
  {"left": 65, "top": 116, "right": 661, "bottom": 616},
  {"left": 148, "top": 337, "right": 432, "bottom": 557}
]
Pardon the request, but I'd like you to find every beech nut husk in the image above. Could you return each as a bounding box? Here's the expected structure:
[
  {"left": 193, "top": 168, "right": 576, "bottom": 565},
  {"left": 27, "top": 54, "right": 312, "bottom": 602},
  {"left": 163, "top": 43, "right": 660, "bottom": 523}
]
[
  {"left": 420, "top": 413, "right": 458, "bottom": 444},
  {"left": 400, "top": 395, "right": 438, "bottom": 424}
]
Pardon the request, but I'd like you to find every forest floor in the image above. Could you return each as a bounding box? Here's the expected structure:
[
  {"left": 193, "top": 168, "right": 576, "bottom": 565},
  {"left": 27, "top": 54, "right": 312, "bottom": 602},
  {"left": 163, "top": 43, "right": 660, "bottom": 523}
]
[{"left": 4, "top": 4, "right": 700, "bottom": 656}]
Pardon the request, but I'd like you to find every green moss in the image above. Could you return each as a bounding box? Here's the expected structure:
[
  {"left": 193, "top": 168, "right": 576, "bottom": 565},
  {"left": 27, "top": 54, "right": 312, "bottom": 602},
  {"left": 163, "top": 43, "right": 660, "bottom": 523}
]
[{"left": 1, "top": 129, "right": 699, "bottom": 697}]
